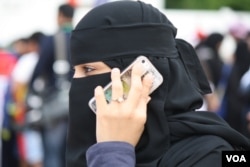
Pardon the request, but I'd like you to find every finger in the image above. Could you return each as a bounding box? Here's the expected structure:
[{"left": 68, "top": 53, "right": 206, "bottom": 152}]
[
  {"left": 134, "top": 94, "right": 151, "bottom": 125},
  {"left": 94, "top": 86, "right": 107, "bottom": 114},
  {"left": 126, "top": 62, "right": 144, "bottom": 106},
  {"left": 135, "top": 96, "right": 151, "bottom": 124},
  {"left": 111, "top": 68, "right": 123, "bottom": 102},
  {"left": 134, "top": 73, "right": 153, "bottom": 118},
  {"left": 141, "top": 72, "right": 153, "bottom": 99}
]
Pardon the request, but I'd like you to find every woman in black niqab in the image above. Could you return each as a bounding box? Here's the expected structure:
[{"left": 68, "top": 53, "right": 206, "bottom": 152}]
[
  {"left": 195, "top": 33, "right": 224, "bottom": 88},
  {"left": 66, "top": 1, "right": 250, "bottom": 167}
]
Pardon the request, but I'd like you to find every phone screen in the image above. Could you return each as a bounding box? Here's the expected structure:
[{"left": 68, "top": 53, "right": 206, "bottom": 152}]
[{"left": 104, "top": 68, "right": 132, "bottom": 103}]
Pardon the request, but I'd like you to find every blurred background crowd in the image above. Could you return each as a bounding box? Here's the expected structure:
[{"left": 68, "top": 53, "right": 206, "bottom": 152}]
[{"left": 1, "top": 0, "right": 250, "bottom": 167}]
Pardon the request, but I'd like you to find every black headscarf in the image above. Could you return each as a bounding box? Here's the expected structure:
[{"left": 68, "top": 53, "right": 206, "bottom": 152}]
[
  {"left": 67, "top": 1, "right": 250, "bottom": 167},
  {"left": 195, "top": 33, "right": 224, "bottom": 87}
]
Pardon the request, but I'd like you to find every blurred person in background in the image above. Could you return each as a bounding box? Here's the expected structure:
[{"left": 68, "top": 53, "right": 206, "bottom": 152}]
[
  {"left": 10, "top": 31, "right": 45, "bottom": 167},
  {"left": 239, "top": 31, "right": 250, "bottom": 138},
  {"left": 195, "top": 32, "right": 225, "bottom": 112},
  {"left": 11, "top": 38, "right": 29, "bottom": 58},
  {"left": 195, "top": 33, "right": 225, "bottom": 89},
  {"left": 0, "top": 47, "right": 18, "bottom": 167},
  {"left": 222, "top": 22, "right": 250, "bottom": 135},
  {"left": 240, "top": 66, "right": 250, "bottom": 138},
  {"left": 29, "top": 3, "right": 74, "bottom": 167}
]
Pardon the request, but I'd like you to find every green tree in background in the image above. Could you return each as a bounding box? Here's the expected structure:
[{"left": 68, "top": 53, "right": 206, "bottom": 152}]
[{"left": 166, "top": 0, "right": 250, "bottom": 11}]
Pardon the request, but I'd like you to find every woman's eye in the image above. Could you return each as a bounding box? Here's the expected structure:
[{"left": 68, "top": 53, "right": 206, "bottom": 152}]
[{"left": 83, "top": 66, "right": 95, "bottom": 73}]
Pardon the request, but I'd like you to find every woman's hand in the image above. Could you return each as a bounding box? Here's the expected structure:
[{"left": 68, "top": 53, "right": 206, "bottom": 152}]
[{"left": 94, "top": 62, "right": 153, "bottom": 146}]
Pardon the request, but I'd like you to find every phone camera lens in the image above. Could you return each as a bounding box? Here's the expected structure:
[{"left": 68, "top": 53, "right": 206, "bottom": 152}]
[{"left": 142, "top": 60, "right": 145, "bottom": 63}]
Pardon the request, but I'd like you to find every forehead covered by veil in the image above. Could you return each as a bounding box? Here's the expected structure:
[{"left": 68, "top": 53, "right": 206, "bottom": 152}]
[{"left": 70, "top": 0, "right": 211, "bottom": 109}]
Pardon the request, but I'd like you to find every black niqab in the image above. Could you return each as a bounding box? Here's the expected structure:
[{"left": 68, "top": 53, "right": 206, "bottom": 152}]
[{"left": 67, "top": 1, "right": 250, "bottom": 167}]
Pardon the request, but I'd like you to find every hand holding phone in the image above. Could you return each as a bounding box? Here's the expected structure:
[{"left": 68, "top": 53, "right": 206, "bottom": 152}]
[
  {"left": 89, "top": 56, "right": 163, "bottom": 113},
  {"left": 94, "top": 61, "right": 154, "bottom": 146}
]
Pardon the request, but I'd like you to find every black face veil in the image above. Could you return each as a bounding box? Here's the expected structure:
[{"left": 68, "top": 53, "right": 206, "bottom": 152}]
[{"left": 66, "top": 1, "right": 246, "bottom": 167}]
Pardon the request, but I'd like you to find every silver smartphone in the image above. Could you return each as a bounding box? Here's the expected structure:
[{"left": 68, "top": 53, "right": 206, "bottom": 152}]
[{"left": 88, "top": 55, "right": 163, "bottom": 113}]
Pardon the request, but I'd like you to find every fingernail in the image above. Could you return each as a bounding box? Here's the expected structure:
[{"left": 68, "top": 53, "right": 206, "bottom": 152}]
[
  {"left": 112, "top": 68, "right": 120, "bottom": 73},
  {"left": 95, "top": 86, "right": 103, "bottom": 94}
]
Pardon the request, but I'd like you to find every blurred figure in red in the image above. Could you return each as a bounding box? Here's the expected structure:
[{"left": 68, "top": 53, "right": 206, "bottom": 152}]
[
  {"left": 0, "top": 47, "right": 18, "bottom": 167},
  {"left": 10, "top": 32, "right": 45, "bottom": 167}
]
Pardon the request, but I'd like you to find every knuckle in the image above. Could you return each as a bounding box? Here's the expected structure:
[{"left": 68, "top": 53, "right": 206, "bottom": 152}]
[{"left": 135, "top": 113, "right": 146, "bottom": 124}]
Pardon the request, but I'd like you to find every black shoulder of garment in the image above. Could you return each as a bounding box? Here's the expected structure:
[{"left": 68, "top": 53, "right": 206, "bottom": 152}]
[{"left": 157, "top": 111, "right": 250, "bottom": 167}]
